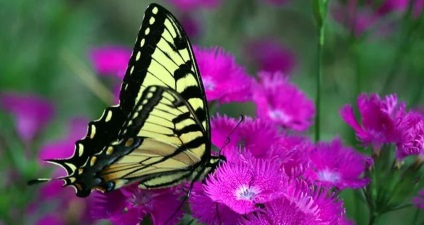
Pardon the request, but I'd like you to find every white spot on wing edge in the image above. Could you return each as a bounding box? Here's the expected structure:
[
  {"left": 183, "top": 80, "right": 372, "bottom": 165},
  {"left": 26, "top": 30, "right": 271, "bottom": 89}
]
[
  {"left": 105, "top": 110, "right": 112, "bottom": 122},
  {"left": 152, "top": 7, "right": 158, "bottom": 14},
  {"left": 89, "top": 125, "right": 96, "bottom": 139}
]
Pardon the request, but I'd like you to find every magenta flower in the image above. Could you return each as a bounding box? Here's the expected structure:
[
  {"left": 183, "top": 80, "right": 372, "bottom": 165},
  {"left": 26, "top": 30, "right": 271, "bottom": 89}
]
[
  {"left": 211, "top": 114, "right": 240, "bottom": 149},
  {"left": 273, "top": 135, "right": 312, "bottom": 177},
  {"left": 180, "top": 14, "right": 200, "bottom": 38},
  {"left": 38, "top": 118, "right": 88, "bottom": 163},
  {"left": 189, "top": 183, "right": 243, "bottom": 225},
  {"left": 284, "top": 180, "right": 345, "bottom": 224},
  {"left": 253, "top": 71, "right": 315, "bottom": 131},
  {"left": 413, "top": 189, "right": 424, "bottom": 210},
  {"left": 242, "top": 181, "right": 345, "bottom": 225},
  {"left": 28, "top": 118, "right": 94, "bottom": 225},
  {"left": 92, "top": 184, "right": 184, "bottom": 225},
  {"left": 89, "top": 47, "right": 131, "bottom": 78},
  {"left": 377, "top": 0, "right": 424, "bottom": 18},
  {"left": 205, "top": 158, "right": 285, "bottom": 214},
  {"left": 304, "top": 138, "right": 371, "bottom": 189},
  {"left": 340, "top": 93, "right": 405, "bottom": 149},
  {"left": 245, "top": 38, "right": 296, "bottom": 74},
  {"left": 237, "top": 117, "right": 280, "bottom": 158},
  {"left": 193, "top": 46, "right": 253, "bottom": 103},
  {"left": 0, "top": 92, "right": 54, "bottom": 143},
  {"left": 168, "top": 0, "right": 220, "bottom": 11},
  {"left": 395, "top": 111, "right": 424, "bottom": 159}
]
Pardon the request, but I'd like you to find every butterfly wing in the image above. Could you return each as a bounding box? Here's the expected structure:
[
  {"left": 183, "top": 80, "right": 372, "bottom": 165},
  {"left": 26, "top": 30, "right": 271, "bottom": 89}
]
[
  {"left": 31, "top": 4, "right": 216, "bottom": 197},
  {"left": 119, "top": 3, "right": 209, "bottom": 135}
]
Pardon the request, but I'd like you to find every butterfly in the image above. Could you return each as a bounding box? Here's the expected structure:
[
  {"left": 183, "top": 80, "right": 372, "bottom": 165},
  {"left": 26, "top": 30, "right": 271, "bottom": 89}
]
[{"left": 29, "top": 3, "right": 224, "bottom": 197}]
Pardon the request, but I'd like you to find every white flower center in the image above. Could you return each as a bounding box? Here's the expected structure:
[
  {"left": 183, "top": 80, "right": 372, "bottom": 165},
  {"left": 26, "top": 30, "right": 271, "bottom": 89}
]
[
  {"left": 235, "top": 185, "right": 259, "bottom": 201},
  {"left": 269, "top": 109, "right": 290, "bottom": 123},
  {"left": 318, "top": 168, "right": 341, "bottom": 183},
  {"left": 202, "top": 77, "right": 215, "bottom": 91}
]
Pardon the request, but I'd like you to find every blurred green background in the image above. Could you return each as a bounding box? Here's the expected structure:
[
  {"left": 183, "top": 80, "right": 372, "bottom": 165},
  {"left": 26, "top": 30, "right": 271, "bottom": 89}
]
[{"left": 1, "top": 0, "right": 423, "bottom": 224}]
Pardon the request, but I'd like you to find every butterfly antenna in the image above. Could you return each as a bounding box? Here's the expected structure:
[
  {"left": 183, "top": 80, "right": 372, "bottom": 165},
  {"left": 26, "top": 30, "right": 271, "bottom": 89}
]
[
  {"left": 164, "top": 181, "right": 196, "bottom": 225},
  {"left": 218, "top": 114, "right": 245, "bottom": 155},
  {"left": 216, "top": 202, "right": 223, "bottom": 225},
  {"left": 27, "top": 178, "right": 52, "bottom": 185}
]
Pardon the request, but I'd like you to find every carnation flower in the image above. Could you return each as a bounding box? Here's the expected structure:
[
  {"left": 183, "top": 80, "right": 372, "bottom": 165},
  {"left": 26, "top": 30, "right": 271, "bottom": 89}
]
[
  {"left": 284, "top": 180, "right": 345, "bottom": 224},
  {"left": 0, "top": 92, "right": 54, "bottom": 143},
  {"left": 211, "top": 114, "right": 240, "bottom": 149},
  {"left": 242, "top": 180, "right": 345, "bottom": 225},
  {"left": 377, "top": 0, "right": 424, "bottom": 18},
  {"left": 395, "top": 111, "right": 424, "bottom": 159},
  {"left": 413, "top": 189, "right": 424, "bottom": 210},
  {"left": 273, "top": 135, "right": 312, "bottom": 177},
  {"left": 238, "top": 117, "right": 280, "bottom": 158},
  {"left": 92, "top": 185, "right": 184, "bottom": 225},
  {"left": 38, "top": 118, "right": 88, "bottom": 163},
  {"left": 253, "top": 71, "right": 315, "bottom": 131},
  {"left": 205, "top": 158, "right": 285, "bottom": 214},
  {"left": 304, "top": 138, "right": 371, "bottom": 189},
  {"left": 340, "top": 93, "right": 404, "bottom": 149},
  {"left": 89, "top": 47, "right": 131, "bottom": 78},
  {"left": 193, "top": 46, "right": 253, "bottom": 103},
  {"left": 189, "top": 183, "right": 243, "bottom": 225},
  {"left": 245, "top": 38, "right": 296, "bottom": 74}
]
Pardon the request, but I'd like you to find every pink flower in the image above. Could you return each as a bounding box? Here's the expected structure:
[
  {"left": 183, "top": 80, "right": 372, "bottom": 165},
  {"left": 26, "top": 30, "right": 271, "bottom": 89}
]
[
  {"left": 395, "top": 111, "right": 424, "bottom": 159},
  {"left": 273, "top": 135, "right": 312, "bottom": 177},
  {"left": 238, "top": 117, "right": 280, "bottom": 158},
  {"left": 168, "top": 0, "right": 220, "bottom": 11},
  {"left": 331, "top": 1, "right": 387, "bottom": 36},
  {"left": 413, "top": 189, "right": 424, "bottom": 210},
  {"left": 304, "top": 138, "right": 371, "bottom": 189},
  {"left": 253, "top": 71, "right": 315, "bottom": 131},
  {"left": 0, "top": 92, "right": 54, "bottom": 143},
  {"left": 189, "top": 183, "right": 243, "bottom": 225},
  {"left": 89, "top": 47, "right": 131, "bottom": 78},
  {"left": 243, "top": 180, "right": 345, "bottom": 224},
  {"left": 245, "top": 38, "right": 296, "bottom": 74},
  {"left": 331, "top": 0, "right": 424, "bottom": 36},
  {"left": 92, "top": 185, "right": 184, "bottom": 225},
  {"left": 193, "top": 46, "right": 253, "bottom": 103},
  {"left": 340, "top": 93, "right": 405, "bottom": 149},
  {"left": 211, "top": 114, "right": 240, "bottom": 149},
  {"left": 38, "top": 118, "right": 88, "bottom": 163},
  {"left": 205, "top": 158, "right": 285, "bottom": 214},
  {"left": 377, "top": 0, "right": 424, "bottom": 18},
  {"left": 284, "top": 181, "right": 345, "bottom": 224},
  {"left": 180, "top": 14, "right": 200, "bottom": 39}
]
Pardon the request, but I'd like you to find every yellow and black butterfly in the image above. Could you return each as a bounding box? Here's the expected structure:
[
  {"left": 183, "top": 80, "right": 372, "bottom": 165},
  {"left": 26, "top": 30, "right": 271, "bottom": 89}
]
[{"left": 30, "top": 3, "right": 224, "bottom": 197}]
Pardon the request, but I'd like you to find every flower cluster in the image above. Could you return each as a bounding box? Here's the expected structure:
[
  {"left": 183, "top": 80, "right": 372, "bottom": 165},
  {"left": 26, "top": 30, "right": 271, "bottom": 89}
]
[
  {"left": 340, "top": 93, "right": 424, "bottom": 160},
  {"left": 82, "top": 45, "right": 373, "bottom": 225},
  {"left": 331, "top": 0, "right": 424, "bottom": 36}
]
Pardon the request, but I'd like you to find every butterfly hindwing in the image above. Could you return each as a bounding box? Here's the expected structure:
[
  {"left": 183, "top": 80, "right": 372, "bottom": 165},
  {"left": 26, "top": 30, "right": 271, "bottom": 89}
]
[{"left": 62, "top": 86, "right": 209, "bottom": 196}]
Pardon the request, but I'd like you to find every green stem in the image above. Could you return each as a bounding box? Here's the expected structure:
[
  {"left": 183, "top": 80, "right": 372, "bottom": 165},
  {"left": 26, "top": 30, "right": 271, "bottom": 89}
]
[
  {"left": 368, "top": 212, "right": 380, "bottom": 225},
  {"left": 381, "top": 0, "right": 415, "bottom": 94},
  {"left": 315, "top": 20, "right": 325, "bottom": 142},
  {"left": 412, "top": 207, "right": 421, "bottom": 225}
]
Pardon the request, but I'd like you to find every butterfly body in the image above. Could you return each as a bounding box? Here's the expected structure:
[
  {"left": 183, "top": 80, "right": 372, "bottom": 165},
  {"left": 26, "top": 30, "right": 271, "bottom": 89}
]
[{"left": 30, "top": 4, "right": 224, "bottom": 197}]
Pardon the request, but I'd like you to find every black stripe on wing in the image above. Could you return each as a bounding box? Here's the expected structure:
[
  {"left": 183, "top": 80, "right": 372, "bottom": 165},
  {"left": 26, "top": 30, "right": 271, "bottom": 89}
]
[{"left": 118, "top": 4, "right": 210, "bottom": 137}]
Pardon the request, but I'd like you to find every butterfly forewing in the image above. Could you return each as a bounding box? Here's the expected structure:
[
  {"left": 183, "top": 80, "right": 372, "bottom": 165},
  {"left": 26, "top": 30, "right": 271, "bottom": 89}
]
[{"left": 119, "top": 4, "right": 209, "bottom": 134}]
